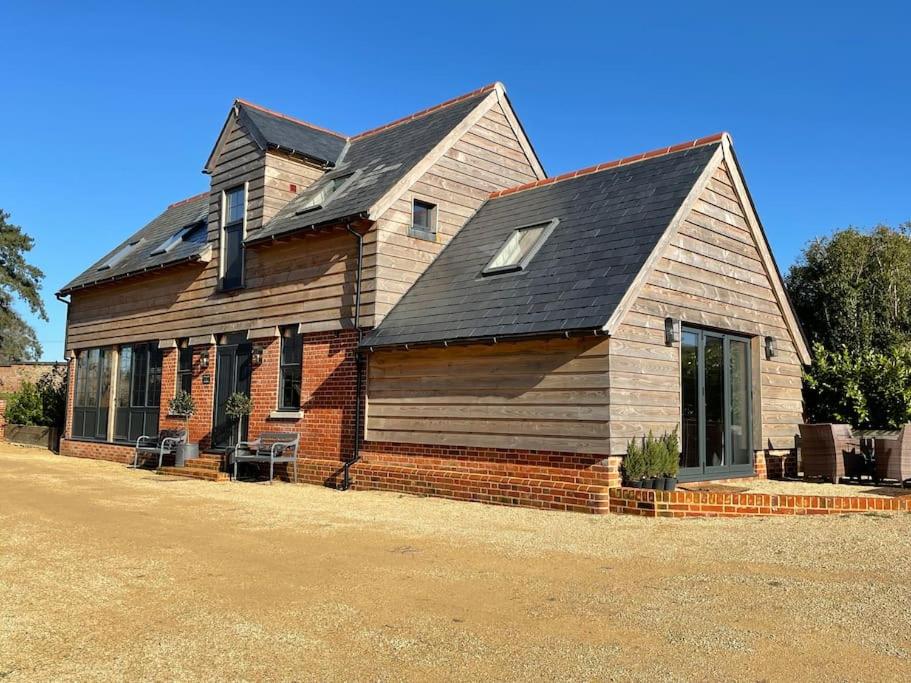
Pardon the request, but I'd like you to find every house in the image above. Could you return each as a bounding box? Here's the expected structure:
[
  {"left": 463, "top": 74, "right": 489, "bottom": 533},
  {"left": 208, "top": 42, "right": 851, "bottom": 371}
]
[{"left": 57, "top": 82, "right": 809, "bottom": 512}]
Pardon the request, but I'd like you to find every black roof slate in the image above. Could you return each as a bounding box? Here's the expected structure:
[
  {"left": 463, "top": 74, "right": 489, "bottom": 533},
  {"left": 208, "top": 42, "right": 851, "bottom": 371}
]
[
  {"left": 249, "top": 90, "right": 491, "bottom": 244},
  {"left": 237, "top": 103, "right": 347, "bottom": 165},
  {"left": 361, "top": 143, "right": 720, "bottom": 348},
  {"left": 58, "top": 195, "right": 210, "bottom": 294}
]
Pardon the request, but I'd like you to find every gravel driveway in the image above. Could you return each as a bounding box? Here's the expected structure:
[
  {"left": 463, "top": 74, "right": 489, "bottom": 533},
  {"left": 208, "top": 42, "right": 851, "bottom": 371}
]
[{"left": 2, "top": 443, "right": 910, "bottom": 681}]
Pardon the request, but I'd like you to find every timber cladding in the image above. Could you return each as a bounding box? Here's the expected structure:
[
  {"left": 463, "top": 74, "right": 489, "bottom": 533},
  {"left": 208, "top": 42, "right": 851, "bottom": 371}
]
[
  {"left": 608, "top": 158, "right": 803, "bottom": 453},
  {"left": 365, "top": 336, "right": 611, "bottom": 454}
]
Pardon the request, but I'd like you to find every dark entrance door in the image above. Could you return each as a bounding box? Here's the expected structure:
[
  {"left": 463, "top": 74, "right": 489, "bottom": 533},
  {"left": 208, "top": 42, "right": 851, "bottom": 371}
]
[
  {"left": 212, "top": 333, "right": 252, "bottom": 450},
  {"left": 679, "top": 327, "right": 753, "bottom": 481}
]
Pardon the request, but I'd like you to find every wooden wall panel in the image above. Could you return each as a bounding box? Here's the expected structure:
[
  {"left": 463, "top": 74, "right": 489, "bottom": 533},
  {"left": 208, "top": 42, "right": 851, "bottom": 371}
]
[
  {"left": 608, "top": 159, "right": 804, "bottom": 453},
  {"left": 370, "top": 100, "right": 539, "bottom": 325},
  {"left": 366, "top": 337, "right": 611, "bottom": 454},
  {"left": 262, "top": 151, "right": 325, "bottom": 224}
]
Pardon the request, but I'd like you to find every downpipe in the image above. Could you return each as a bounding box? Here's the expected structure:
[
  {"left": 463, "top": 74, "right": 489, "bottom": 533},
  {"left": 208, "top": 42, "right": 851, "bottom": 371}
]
[{"left": 342, "top": 224, "right": 364, "bottom": 491}]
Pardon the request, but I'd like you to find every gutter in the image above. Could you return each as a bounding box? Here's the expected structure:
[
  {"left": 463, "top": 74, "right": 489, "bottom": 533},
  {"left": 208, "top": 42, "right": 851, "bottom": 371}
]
[
  {"left": 245, "top": 212, "right": 369, "bottom": 248},
  {"left": 342, "top": 223, "right": 365, "bottom": 491},
  {"left": 57, "top": 253, "right": 208, "bottom": 296},
  {"left": 362, "top": 327, "right": 606, "bottom": 353}
]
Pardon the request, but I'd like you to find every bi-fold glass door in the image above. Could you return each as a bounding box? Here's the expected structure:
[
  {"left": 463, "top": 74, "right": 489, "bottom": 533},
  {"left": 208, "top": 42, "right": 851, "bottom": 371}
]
[{"left": 680, "top": 327, "right": 753, "bottom": 480}]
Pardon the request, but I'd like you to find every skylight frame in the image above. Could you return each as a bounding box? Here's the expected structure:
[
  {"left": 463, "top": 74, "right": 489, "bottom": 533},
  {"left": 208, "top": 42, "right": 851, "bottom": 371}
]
[
  {"left": 294, "top": 169, "right": 361, "bottom": 216},
  {"left": 97, "top": 238, "right": 144, "bottom": 271},
  {"left": 481, "top": 218, "right": 560, "bottom": 277},
  {"left": 150, "top": 221, "right": 205, "bottom": 256}
]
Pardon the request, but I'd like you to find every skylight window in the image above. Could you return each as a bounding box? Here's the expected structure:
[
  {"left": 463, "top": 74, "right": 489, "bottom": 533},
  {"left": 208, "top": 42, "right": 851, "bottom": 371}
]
[
  {"left": 150, "top": 221, "right": 206, "bottom": 255},
  {"left": 482, "top": 219, "right": 559, "bottom": 276},
  {"left": 97, "top": 239, "right": 144, "bottom": 271},
  {"left": 294, "top": 171, "right": 358, "bottom": 215}
]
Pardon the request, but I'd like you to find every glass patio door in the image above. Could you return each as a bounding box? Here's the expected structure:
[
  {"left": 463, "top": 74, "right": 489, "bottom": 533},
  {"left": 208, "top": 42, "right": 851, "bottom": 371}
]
[{"left": 680, "top": 327, "right": 753, "bottom": 480}]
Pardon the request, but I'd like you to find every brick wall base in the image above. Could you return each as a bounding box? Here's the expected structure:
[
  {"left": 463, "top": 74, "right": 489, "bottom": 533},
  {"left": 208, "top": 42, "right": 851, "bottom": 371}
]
[
  {"left": 60, "top": 438, "right": 135, "bottom": 464},
  {"left": 609, "top": 487, "right": 911, "bottom": 517}
]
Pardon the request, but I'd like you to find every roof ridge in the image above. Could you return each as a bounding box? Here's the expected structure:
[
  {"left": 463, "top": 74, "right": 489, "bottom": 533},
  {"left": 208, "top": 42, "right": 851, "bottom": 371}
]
[
  {"left": 489, "top": 132, "right": 727, "bottom": 199},
  {"left": 235, "top": 99, "right": 349, "bottom": 140},
  {"left": 167, "top": 191, "right": 209, "bottom": 209},
  {"left": 349, "top": 82, "right": 499, "bottom": 141}
]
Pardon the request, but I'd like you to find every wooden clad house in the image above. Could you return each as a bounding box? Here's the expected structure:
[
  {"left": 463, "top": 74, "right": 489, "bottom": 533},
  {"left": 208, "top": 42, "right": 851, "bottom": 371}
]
[{"left": 58, "top": 83, "right": 808, "bottom": 512}]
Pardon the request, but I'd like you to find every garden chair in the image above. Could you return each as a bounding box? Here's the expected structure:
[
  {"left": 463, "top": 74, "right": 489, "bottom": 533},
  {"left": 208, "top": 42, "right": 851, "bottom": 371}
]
[
  {"left": 874, "top": 425, "right": 911, "bottom": 486},
  {"left": 798, "top": 423, "right": 864, "bottom": 483},
  {"left": 230, "top": 431, "right": 300, "bottom": 483},
  {"left": 133, "top": 428, "right": 187, "bottom": 470}
]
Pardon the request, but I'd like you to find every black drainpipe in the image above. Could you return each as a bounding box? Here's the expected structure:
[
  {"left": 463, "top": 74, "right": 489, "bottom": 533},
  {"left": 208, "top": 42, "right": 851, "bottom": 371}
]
[{"left": 342, "top": 223, "right": 364, "bottom": 490}]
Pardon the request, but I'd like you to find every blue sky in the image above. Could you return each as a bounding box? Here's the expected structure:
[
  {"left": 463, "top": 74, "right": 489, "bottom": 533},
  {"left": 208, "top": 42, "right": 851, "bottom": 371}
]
[{"left": 2, "top": 1, "right": 908, "bottom": 360}]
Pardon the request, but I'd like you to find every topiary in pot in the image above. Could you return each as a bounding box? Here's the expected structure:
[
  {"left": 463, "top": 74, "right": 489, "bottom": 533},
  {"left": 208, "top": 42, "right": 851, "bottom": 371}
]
[
  {"left": 660, "top": 428, "right": 680, "bottom": 490},
  {"left": 225, "top": 392, "right": 253, "bottom": 450},
  {"left": 168, "top": 390, "right": 197, "bottom": 464},
  {"left": 642, "top": 431, "right": 663, "bottom": 488},
  {"left": 623, "top": 437, "right": 646, "bottom": 487}
]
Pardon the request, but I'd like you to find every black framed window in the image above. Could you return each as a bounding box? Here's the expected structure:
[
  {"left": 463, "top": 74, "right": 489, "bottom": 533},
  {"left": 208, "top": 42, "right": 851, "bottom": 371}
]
[
  {"left": 177, "top": 344, "right": 193, "bottom": 395},
  {"left": 221, "top": 185, "right": 245, "bottom": 290},
  {"left": 114, "top": 342, "right": 163, "bottom": 442},
  {"left": 278, "top": 326, "right": 302, "bottom": 411},
  {"left": 410, "top": 199, "right": 437, "bottom": 240},
  {"left": 71, "top": 348, "right": 111, "bottom": 440}
]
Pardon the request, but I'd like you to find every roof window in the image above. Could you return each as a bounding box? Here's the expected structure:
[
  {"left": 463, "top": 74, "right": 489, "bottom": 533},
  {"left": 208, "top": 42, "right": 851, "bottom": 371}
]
[
  {"left": 294, "top": 171, "right": 359, "bottom": 215},
  {"left": 482, "top": 218, "right": 559, "bottom": 276},
  {"left": 150, "top": 221, "right": 206, "bottom": 256},
  {"left": 97, "top": 239, "right": 144, "bottom": 271}
]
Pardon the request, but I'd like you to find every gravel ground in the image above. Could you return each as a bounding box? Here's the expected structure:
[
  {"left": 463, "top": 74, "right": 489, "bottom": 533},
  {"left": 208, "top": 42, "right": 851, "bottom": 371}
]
[{"left": 2, "top": 443, "right": 911, "bottom": 682}]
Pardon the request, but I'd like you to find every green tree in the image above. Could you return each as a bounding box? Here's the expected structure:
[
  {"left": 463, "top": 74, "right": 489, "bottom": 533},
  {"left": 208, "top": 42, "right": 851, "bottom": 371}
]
[
  {"left": 4, "top": 381, "right": 44, "bottom": 426},
  {"left": 786, "top": 224, "right": 911, "bottom": 354},
  {"left": 0, "top": 209, "right": 47, "bottom": 361}
]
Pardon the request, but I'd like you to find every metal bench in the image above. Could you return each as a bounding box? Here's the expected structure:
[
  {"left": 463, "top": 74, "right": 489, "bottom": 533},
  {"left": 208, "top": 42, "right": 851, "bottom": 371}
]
[
  {"left": 231, "top": 432, "right": 300, "bottom": 483},
  {"left": 133, "top": 429, "right": 187, "bottom": 470}
]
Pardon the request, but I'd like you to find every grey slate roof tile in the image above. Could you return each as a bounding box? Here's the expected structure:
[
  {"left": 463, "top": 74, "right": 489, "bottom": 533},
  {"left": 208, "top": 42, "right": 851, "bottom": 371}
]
[
  {"left": 249, "top": 91, "right": 491, "bottom": 244},
  {"left": 362, "top": 143, "right": 720, "bottom": 348},
  {"left": 237, "top": 103, "right": 347, "bottom": 165},
  {"left": 59, "top": 195, "right": 210, "bottom": 294}
]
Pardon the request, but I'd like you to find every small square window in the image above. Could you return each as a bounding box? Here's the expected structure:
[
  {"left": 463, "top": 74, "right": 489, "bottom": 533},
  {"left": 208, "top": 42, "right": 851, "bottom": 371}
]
[
  {"left": 410, "top": 199, "right": 437, "bottom": 240},
  {"left": 482, "top": 219, "right": 559, "bottom": 276}
]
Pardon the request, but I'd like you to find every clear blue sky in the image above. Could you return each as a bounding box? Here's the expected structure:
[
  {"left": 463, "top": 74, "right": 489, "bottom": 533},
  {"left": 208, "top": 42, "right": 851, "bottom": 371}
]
[{"left": 3, "top": 1, "right": 908, "bottom": 360}]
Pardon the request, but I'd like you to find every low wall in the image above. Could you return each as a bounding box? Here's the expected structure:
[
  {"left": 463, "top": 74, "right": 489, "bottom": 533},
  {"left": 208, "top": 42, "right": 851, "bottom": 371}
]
[
  {"left": 609, "top": 487, "right": 911, "bottom": 517},
  {"left": 0, "top": 399, "right": 6, "bottom": 440},
  {"left": 4, "top": 425, "right": 54, "bottom": 449}
]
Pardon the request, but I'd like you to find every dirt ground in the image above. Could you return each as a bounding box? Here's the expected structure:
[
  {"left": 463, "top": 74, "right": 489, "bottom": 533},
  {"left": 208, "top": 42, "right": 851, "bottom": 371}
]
[{"left": 2, "top": 444, "right": 911, "bottom": 682}]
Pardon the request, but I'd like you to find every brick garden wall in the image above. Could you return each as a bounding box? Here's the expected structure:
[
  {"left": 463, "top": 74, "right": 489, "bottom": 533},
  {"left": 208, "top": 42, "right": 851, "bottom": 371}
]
[
  {"left": 0, "top": 398, "right": 6, "bottom": 440},
  {"left": 609, "top": 487, "right": 910, "bottom": 517}
]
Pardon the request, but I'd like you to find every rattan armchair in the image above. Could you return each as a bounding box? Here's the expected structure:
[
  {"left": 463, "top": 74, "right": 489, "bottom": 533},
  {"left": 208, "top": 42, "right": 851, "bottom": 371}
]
[
  {"left": 799, "top": 423, "right": 864, "bottom": 483},
  {"left": 874, "top": 425, "right": 911, "bottom": 486}
]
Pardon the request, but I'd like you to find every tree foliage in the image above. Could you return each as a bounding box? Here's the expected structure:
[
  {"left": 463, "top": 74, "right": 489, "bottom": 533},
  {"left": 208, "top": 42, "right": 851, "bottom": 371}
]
[
  {"left": 786, "top": 224, "right": 911, "bottom": 354},
  {"left": 0, "top": 209, "right": 47, "bottom": 361},
  {"left": 2, "top": 367, "right": 67, "bottom": 427},
  {"left": 787, "top": 223, "right": 911, "bottom": 428}
]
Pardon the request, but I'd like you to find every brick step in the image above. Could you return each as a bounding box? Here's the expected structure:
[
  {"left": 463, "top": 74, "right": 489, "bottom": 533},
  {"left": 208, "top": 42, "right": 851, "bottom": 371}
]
[
  {"left": 158, "top": 466, "right": 229, "bottom": 482},
  {"left": 349, "top": 461, "right": 610, "bottom": 514},
  {"left": 184, "top": 457, "right": 223, "bottom": 471}
]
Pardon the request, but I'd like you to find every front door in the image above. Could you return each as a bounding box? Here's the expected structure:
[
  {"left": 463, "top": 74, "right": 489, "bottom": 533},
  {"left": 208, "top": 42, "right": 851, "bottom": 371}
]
[
  {"left": 212, "top": 333, "right": 252, "bottom": 450},
  {"left": 679, "top": 327, "right": 753, "bottom": 480}
]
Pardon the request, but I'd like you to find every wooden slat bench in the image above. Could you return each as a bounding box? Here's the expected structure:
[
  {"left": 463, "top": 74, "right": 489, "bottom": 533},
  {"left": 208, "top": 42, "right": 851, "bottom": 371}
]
[{"left": 231, "top": 432, "right": 300, "bottom": 483}]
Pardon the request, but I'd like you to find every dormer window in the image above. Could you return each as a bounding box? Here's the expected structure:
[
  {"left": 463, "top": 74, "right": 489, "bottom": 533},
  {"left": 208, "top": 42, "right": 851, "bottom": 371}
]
[
  {"left": 221, "top": 185, "right": 246, "bottom": 290},
  {"left": 97, "top": 239, "right": 143, "bottom": 271},
  {"left": 482, "top": 218, "right": 559, "bottom": 276},
  {"left": 410, "top": 199, "right": 437, "bottom": 240}
]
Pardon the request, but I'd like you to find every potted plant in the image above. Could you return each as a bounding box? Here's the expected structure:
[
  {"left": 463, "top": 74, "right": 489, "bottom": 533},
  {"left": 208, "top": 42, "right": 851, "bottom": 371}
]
[
  {"left": 225, "top": 391, "right": 253, "bottom": 452},
  {"left": 660, "top": 428, "right": 680, "bottom": 490},
  {"left": 622, "top": 437, "right": 646, "bottom": 487},
  {"left": 642, "top": 431, "right": 662, "bottom": 488},
  {"left": 168, "top": 390, "right": 197, "bottom": 466}
]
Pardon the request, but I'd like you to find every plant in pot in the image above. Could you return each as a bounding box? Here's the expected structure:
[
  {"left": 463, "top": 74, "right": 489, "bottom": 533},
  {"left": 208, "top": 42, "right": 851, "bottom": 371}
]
[
  {"left": 225, "top": 391, "right": 253, "bottom": 455},
  {"left": 168, "top": 390, "right": 197, "bottom": 466},
  {"left": 623, "top": 437, "right": 647, "bottom": 487},
  {"left": 642, "top": 431, "right": 663, "bottom": 489},
  {"left": 660, "top": 428, "right": 680, "bottom": 491}
]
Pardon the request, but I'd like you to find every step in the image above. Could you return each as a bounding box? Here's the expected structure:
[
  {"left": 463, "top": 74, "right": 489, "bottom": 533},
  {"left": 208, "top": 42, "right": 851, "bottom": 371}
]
[
  {"left": 184, "top": 457, "right": 222, "bottom": 471},
  {"left": 158, "top": 466, "right": 229, "bottom": 482}
]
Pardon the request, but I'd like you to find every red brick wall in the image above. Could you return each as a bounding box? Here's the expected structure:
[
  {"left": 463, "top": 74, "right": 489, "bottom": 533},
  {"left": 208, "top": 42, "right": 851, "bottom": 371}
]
[
  {"left": 0, "top": 362, "right": 65, "bottom": 394},
  {"left": 0, "top": 398, "right": 6, "bottom": 440},
  {"left": 157, "top": 344, "right": 217, "bottom": 448}
]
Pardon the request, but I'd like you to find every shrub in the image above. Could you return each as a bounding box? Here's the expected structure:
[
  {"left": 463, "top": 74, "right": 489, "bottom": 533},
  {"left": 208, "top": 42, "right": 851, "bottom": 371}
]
[
  {"left": 36, "top": 366, "right": 67, "bottom": 428},
  {"left": 623, "top": 429, "right": 680, "bottom": 482},
  {"left": 4, "top": 381, "right": 44, "bottom": 426},
  {"left": 623, "top": 437, "right": 646, "bottom": 482}
]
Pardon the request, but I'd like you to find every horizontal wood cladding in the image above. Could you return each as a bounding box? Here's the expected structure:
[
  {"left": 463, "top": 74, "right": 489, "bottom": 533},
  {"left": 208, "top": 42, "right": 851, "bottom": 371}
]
[
  {"left": 371, "top": 100, "right": 539, "bottom": 325},
  {"left": 366, "top": 337, "right": 611, "bottom": 454},
  {"left": 67, "top": 230, "right": 359, "bottom": 348},
  {"left": 607, "top": 159, "right": 803, "bottom": 453},
  {"left": 262, "top": 150, "right": 325, "bottom": 224}
]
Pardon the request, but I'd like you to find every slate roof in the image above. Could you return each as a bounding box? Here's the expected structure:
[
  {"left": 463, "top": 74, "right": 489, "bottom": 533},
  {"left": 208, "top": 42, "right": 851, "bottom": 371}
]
[
  {"left": 247, "top": 87, "right": 494, "bottom": 244},
  {"left": 58, "top": 194, "right": 210, "bottom": 295},
  {"left": 361, "top": 141, "right": 721, "bottom": 348},
  {"left": 236, "top": 101, "right": 347, "bottom": 165}
]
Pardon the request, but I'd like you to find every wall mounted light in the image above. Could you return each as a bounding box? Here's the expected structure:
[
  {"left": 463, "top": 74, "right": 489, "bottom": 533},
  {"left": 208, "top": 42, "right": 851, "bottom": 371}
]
[
  {"left": 198, "top": 350, "right": 210, "bottom": 369},
  {"left": 765, "top": 336, "right": 777, "bottom": 360},
  {"left": 252, "top": 344, "right": 264, "bottom": 366},
  {"left": 664, "top": 317, "right": 680, "bottom": 346}
]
